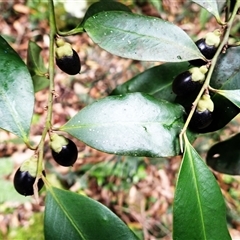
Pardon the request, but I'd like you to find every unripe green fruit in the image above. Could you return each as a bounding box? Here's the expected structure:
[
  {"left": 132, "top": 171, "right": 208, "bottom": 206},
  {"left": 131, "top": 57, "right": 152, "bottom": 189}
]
[
  {"left": 50, "top": 134, "right": 78, "bottom": 167},
  {"left": 55, "top": 38, "right": 81, "bottom": 75},
  {"left": 172, "top": 66, "right": 208, "bottom": 96},
  {"left": 13, "top": 157, "right": 45, "bottom": 196}
]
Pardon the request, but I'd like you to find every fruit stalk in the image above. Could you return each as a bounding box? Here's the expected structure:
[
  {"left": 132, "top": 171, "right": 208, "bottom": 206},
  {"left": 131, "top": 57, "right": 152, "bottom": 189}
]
[
  {"left": 32, "top": 0, "right": 57, "bottom": 194},
  {"left": 179, "top": 0, "right": 240, "bottom": 152}
]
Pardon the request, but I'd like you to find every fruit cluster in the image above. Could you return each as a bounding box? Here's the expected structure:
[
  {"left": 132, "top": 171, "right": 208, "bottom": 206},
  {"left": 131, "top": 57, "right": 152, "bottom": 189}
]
[
  {"left": 172, "top": 30, "right": 221, "bottom": 131},
  {"left": 14, "top": 134, "right": 78, "bottom": 196},
  {"left": 14, "top": 37, "right": 81, "bottom": 196}
]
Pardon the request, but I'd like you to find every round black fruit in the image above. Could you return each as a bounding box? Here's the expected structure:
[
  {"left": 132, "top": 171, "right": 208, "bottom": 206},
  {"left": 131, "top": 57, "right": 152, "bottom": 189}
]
[
  {"left": 56, "top": 49, "right": 81, "bottom": 75},
  {"left": 14, "top": 169, "right": 45, "bottom": 196},
  {"left": 172, "top": 71, "right": 202, "bottom": 96},
  {"left": 189, "top": 39, "right": 217, "bottom": 66},
  {"left": 189, "top": 109, "right": 213, "bottom": 130},
  {"left": 51, "top": 138, "right": 78, "bottom": 167},
  {"left": 195, "top": 38, "right": 217, "bottom": 59},
  {"left": 188, "top": 93, "right": 214, "bottom": 131}
]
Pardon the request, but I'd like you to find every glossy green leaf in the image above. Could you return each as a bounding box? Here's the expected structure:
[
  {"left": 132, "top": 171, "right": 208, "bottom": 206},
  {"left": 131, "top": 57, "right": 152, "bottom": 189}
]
[
  {"left": 206, "top": 133, "right": 240, "bottom": 175},
  {"left": 192, "top": 0, "right": 222, "bottom": 23},
  {"left": 78, "top": 0, "right": 131, "bottom": 28},
  {"left": 211, "top": 47, "right": 240, "bottom": 90},
  {"left": 216, "top": 89, "right": 240, "bottom": 108},
  {"left": 217, "top": 0, "right": 226, "bottom": 12},
  {"left": 44, "top": 187, "right": 138, "bottom": 240},
  {"left": 0, "top": 36, "right": 34, "bottom": 141},
  {"left": 111, "top": 62, "right": 189, "bottom": 102},
  {"left": 60, "top": 93, "right": 194, "bottom": 157},
  {"left": 27, "top": 41, "right": 49, "bottom": 92},
  {"left": 84, "top": 11, "right": 204, "bottom": 62},
  {"left": 173, "top": 137, "right": 231, "bottom": 240}
]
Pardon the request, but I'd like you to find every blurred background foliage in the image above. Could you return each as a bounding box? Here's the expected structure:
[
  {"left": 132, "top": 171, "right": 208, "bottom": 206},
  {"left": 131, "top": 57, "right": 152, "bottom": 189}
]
[{"left": 0, "top": 0, "right": 240, "bottom": 239}]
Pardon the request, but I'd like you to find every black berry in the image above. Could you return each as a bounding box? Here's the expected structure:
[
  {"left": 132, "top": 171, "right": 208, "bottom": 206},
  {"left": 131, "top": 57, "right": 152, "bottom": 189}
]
[
  {"left": 56, "top": 49, "right": 81, "bottom": 75},
  {"left": 55, "top": 38, "right": 81, "bottom": 75},
  {"left": 172, "top": 66, "right": 208, "bottom": 96},
  {"left": 172, "top": 71, "right": 202, "bottom": 96},
  {"left": 189, "top": 93, "right": 214, "bottom": 131},
  {"left": 189, "top": 109, "right": 213, "bottom": 130},
  {"left": 189, "top": 39, "right": 217, "bottom": 66},
  {"left": 189, "top": 29, "right": 221, "bottom": 66},
  {"left": 51, "top": 134, "right": 78, "bottom": 167},
  {"left": 14, "top": 168, "right": 45, "bottom": 196}
]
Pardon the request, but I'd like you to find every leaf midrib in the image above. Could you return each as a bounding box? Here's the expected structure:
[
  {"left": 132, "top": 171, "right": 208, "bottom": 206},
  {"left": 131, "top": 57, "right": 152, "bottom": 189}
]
[
  {"left": 86, "top": 12, "right": 201, "bottom": 58},
  {"left": 188, "top": 145, "right": 207, "bottom": 240},
  {"left": 48, "top": 188, "right": 86, "bottom": 240},
  {"left": 61, "top": 119, "right": 180, "bottom": 131}
]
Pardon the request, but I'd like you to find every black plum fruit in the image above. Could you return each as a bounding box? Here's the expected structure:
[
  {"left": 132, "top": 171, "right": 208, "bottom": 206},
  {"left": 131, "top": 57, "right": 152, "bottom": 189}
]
[
  {"left": 14, "top": 157, "right": 45, "bottom": 196},
  {"left": 55, "top": 38, "right": 81, "bottom": 75},
  {"left": 172, "top": 66, "right": 208, "bottom": 96},
  {"left": 189, "top": 29, "right": 221, "bottom": 66},
  {"left": 50, "top": 134, "right": 78, "bottom": 167},
  {"left": 189, "top": 93, "right": 214, "bottom": 131},
  {"left": 190, "top": 109, "right": 213, "bottom": 130}
]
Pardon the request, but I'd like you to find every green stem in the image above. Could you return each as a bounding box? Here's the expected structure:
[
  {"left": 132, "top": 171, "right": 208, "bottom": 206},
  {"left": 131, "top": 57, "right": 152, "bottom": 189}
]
[
  {"left": 43, "top": 1, "right": 84, "bottom": 36},
  {"left": 179, "top": 0, "right": 240, "bottom": 152},
  {"left": 57, "top": 27, "right": 84, "bottom": 36},
  {"left": 33, "top": 0, "right": 57, "bottom": 190}
]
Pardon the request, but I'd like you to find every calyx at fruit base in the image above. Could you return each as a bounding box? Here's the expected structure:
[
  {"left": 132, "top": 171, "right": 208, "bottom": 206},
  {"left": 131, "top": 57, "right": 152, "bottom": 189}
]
[
  {"left": 197, "top": 94, "right": 214, "bottom": 112},
  {"left": 189, "top": 65, "right": 208, "bottom": 82},
  {"left": 55, "top": 38, "right": 74, "bottom": 59},
  {"left": 50, "top": 133, "right": 69, "bottom": 153}
]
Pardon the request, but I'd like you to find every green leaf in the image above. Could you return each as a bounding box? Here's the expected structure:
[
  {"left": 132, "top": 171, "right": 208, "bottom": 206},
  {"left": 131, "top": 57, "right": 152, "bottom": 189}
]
[
  {"left": 192, "top": 0, "right": 222, "bottom": 23},
  {"left": 211, "top": 47, "right": 240, "bottom": 90},
  {"left": 217, "top": 0, "right": 226, "bottom": 12},
  {"left": 44, "top": 187, "right": 138, "bottom": 240},
  {"left": 60, "top": 93, "right": 194, "bottom": 157},
  {"left": 0, "top": 36, "right": 34, "bottom": 141},
  {"left": 203, "top": 47, "right": 240, "bottom": 132},
  {"left": 216, "top": 89, "right": 240, "bottom": 108},
  {"left": 111, "top": 62, "right": 189, "bottom": 102},
  {"left": 206, "top": 133, "right": 240, "bottom": 175},
  {"left": 173, "top": 137, "right": 231, "bottom": 240},
  {"left": 78, "top": 0, "right": 131, "bottom": 28},
  {"left": 84, "top": 11, "right": 204, "bottom": 62},
  {"left": 27, "top": 41, "right": 49, "bottom": 92}
]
